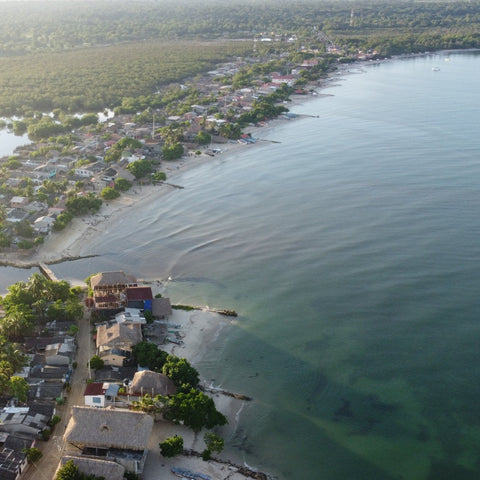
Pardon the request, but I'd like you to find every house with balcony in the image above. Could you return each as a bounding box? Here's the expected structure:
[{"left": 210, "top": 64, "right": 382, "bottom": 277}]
[{"left": 89, "top": 271, "right": 137, "bottom": 313}]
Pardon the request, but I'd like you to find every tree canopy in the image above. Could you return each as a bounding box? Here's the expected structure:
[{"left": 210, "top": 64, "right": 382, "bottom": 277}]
[
  {"left": 163, "top": 388, "right": 227, "bottom": 432},
  {"left": 54, "top": 459, "right": 106, "bottom": 480},
  {"left": 0, "top": 1, "right": 477, "bottom": 115},
  {"left": 162, "top": 355, "right": 200, "bottom": 391},
  {"left": 0, "top": 274, "right": 83, "bottom": 399},
  {"left": 159, "top": 435, "right": 184, "bottom": 458}
]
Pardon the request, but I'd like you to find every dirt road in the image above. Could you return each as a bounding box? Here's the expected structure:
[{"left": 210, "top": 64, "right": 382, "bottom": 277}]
[{"left": 22, "top": 306, "right": 93, "bottom": 480}]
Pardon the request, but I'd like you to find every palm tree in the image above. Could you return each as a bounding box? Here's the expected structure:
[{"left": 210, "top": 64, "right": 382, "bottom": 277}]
[
  {"left": 131, "top": 394, "right": 166, "bottom": 422},
  {"left": 27, "top": 273, "right": 48, "bottom": 300}
]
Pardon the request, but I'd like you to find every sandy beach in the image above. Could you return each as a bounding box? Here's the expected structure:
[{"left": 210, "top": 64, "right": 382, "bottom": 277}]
[
  {"left": 20, "top": 71, "right": 341, "bottom": 267},
  {"left": 17, "top": 80, "right": 339, "bottom": 479},
  {"left": 142, "top": 308, "right": 262, "bottom": 480}
]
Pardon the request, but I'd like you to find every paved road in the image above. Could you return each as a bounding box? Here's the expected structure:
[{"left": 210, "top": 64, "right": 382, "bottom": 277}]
[{"left": 22, "top": 305, "right": 93, "bottom": 480}]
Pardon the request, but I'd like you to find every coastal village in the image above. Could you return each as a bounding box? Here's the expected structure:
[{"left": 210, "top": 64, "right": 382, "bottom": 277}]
[
  {"left": 0, "top": 44, "right": 378, "bottom": 259},
  {"left": 0, "top": 269, "right": 256, "bottom": 480},
  {"left": 0, "top": 44, "right": 379, "bottom": 480}
]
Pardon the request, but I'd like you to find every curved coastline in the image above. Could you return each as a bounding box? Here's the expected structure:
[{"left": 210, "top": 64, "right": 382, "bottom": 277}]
[
  {"left": 2, "top": 50, "right": 476, "bottom": 478},
  {"left": 0, "top": 66, "right": 361, "bottom": 479},
  {"left": 10, "top": 76, "right": 337, "bottom": 267}
]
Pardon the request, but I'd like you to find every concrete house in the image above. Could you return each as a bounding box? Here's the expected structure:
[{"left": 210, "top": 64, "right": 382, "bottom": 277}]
[
  {"left": 9, "top": 196, "right": 28, "bottom": 209},
  {"left": 45, "top": 340, "right": 75, "bottom": 366},
  {"left": 114, "top": 308, "right": 146, "bottom": 325},
  {"left": 33, "top": 215, "right": 55, "bottom": 234},
  {"left": 96, "top": 322, "right": 142, "bottom": 366},
  {"left": 0, "top": 431, "right": 32, "bottom": 480},
  {"left": 84, "top": 382, "right": 120, "bottom": 408},
  {"left": 0, "top": 406, "right": 50, "bottom": 439}
]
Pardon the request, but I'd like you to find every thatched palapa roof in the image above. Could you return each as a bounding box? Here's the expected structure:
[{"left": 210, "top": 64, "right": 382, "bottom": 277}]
[
  {"left": 64, "top": 406, "right": 153, "bottom": 450},
  {"left": 152, "top": 297, "right": 172, "bottom": 318},
  {"left": 90, "top": 271, "right": 137, "bottom": 289},
  {"left": 130, "top": 369, "right": 177, "bottom": 397},
  {"left": 56, "top": 455, "right": 125, "bottom": 480}
]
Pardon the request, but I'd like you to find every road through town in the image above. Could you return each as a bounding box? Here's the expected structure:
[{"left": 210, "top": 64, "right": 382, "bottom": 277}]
[{"left": 22, "top": 305, "right": 93, "bottom": 480}]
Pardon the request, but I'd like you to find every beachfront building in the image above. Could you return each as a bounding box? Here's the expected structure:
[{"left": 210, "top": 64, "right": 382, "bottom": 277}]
[
  {"left": 151, "top": 296, "right": 172, "bottom": 320},
  {"left": 96, "top": 322, "right": 142, "bottom": 366},
  {"left": 125, "top": 286, "right": 153, "bottom": 310},
  {"left": 64, "top": 406, "right": 153, "bottom": 474},
  {"left": 89, "top": 271, "right": 138, "bottom": 312},
  {"left": 129, "top": 369, "right": 177, "bottom": 398},
  {"left": 33, "top": 215, "right": 56, "bottom": 234}
]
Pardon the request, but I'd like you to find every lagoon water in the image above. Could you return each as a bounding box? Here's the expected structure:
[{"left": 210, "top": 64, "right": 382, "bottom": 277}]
[{"left": 3, "top": 51, "right": 480, "bottom": 479}]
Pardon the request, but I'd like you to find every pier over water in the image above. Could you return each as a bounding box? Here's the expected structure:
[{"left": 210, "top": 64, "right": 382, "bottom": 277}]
[{"left": 38, "top": 263, "right": 58, "bottom": 282}]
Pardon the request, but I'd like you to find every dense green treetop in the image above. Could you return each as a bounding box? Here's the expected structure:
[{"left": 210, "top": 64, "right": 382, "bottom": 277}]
[
  {"left": 163, "top": 387, "right": 227, "bottom": 432},
  {"left": 0, "top": 1, "right": 478, "bottom": 115},
  {"left": 0, "top": 274, "right": 84, "bottom": 399},
  {"left": 0, "top": 0, "right": 479, "bottom": 54},
  {"left": 159, "top": 434, "right": 184, "bottom": 458}
]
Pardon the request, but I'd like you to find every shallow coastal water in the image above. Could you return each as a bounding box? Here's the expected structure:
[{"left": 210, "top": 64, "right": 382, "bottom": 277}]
[
  {"left": 3, "top": 51, "right": 480, "bottom": 479},
  {"left": 0, "top": 128, "right": 30, "bottom": 157}
]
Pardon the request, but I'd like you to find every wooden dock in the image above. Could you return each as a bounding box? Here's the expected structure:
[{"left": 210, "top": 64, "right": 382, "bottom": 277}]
[{"left": 38, "top": 262, "right": 58, "bottom": 282}]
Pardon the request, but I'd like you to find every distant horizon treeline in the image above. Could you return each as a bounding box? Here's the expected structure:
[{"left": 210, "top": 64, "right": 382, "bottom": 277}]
[
  {"left": 0, "top": 0, "right": 479, "bottom": 55},
  {"left": 0, "top": 0, "right": 479, "bottom": 116}
]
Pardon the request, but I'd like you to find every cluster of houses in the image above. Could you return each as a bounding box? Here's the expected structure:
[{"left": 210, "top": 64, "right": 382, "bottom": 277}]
[
  {"left": 0, "top": 54, "right": 325, "bottom": 245},
  {"left": 3, "top": 154, "right": 138, "bottom": 240},
  {"left": 0, "top": 46, "right": 382, "bottom": 250},
  {"left": 0, "top": 270, "right": 177, "bottom": 480},
  {"left": 0, "top": 331, "right": 76, "bottom": 479}
]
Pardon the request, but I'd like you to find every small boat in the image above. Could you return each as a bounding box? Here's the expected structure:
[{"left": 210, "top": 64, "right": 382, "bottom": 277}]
[{"left": 432, "top": 67, "right": 440, "bottom": 71}]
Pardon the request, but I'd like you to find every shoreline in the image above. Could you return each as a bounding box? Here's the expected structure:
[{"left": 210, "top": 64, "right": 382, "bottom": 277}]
[
  {"left": 142, "top": 308, "right": 268, "bottom": 480},
  {"left": 1, "top": 63, "right": 364, "bottom": 479},
  {"left": 0, "top": 80, "right": 335, "bottom": 479},
  {"left": 9, "top": 75, "right": 337, "bottom": 268}
]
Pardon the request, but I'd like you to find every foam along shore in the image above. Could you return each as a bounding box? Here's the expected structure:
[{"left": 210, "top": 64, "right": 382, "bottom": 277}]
[
  {"left": 10, "top": 82, "right": 332, "bottom": 268},
  {"left": 142, "top": 308, "right": 265, "bottom": 480},
  {"left": 13, "top": 136, "right": 258, "bottom": 268}
]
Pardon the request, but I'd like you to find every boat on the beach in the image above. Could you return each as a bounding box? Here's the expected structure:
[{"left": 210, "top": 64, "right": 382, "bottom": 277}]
[{"left": 171, "top": 467, "right": 211, "bottom": 480}]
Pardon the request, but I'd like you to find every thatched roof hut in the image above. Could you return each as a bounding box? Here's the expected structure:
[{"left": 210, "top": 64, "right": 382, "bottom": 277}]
[
  {"left": 130, "top": 369, "right": 177, "bottom": 397},
  {"left": 64, "top": 406, "right": 153, "bottom": 450},
  {"left": 90, "top": 271, "right": 137, "bottom": 290},
  {"left": 56, "top": 455, "right": 125, "bottom": 480},
  {"left": 151, "top": 297, "right": 172, "bottom": 319}
]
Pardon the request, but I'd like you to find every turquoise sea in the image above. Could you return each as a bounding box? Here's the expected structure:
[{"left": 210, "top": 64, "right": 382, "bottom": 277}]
[{"left": 2, "top": 51, "right": 480, "bottom": 479}]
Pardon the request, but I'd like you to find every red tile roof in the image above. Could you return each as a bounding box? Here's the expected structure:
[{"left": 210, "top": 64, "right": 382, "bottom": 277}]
[
  {"left": 84, "top": 383, "right": 105, "bottom": 396},
  {"left": 126, "top": 287, "right": 153, "bottom": 301}
]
